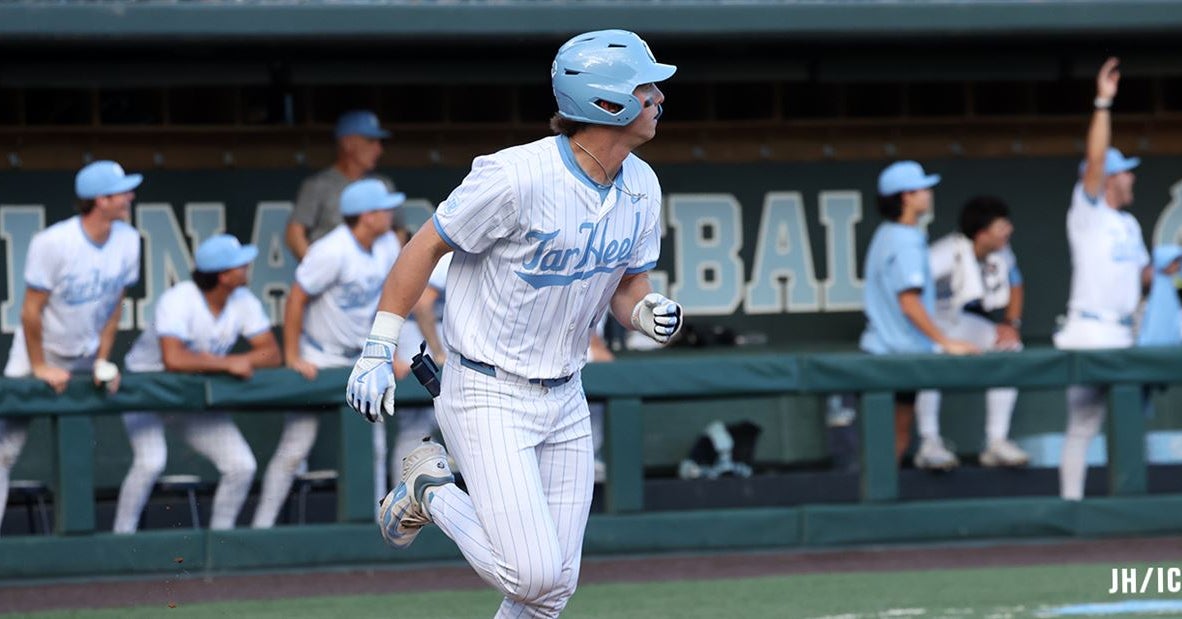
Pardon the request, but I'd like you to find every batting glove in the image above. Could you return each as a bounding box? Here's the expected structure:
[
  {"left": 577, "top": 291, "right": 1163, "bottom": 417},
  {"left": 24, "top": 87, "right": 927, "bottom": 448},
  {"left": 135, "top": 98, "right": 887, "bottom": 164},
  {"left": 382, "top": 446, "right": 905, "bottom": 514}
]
[
  {"left": 347, "top": 311, "right": 405, "bottom": 423},
  {"left": 631, "top": 292, "right": 683, "bottom": 345}
]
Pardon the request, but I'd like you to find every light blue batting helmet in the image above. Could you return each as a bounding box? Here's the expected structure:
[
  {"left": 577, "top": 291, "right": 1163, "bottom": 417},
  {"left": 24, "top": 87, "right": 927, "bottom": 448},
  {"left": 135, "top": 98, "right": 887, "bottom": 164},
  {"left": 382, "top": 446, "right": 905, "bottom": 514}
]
[{"left": 551, "top": 30, "right": 676, "bottom": 126}]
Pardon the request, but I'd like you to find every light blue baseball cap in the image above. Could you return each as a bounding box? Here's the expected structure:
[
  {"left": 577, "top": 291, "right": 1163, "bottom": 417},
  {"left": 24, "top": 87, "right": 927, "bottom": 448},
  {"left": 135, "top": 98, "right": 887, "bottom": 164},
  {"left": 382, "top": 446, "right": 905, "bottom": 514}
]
[
  {"left": 877, "top": 161, "right": 941, "bottom": 196},
  {"left": 335, "top": 110, "right": 390, "bottom": 140},
  {"left": 1079, "top": 147, "right": 1141, "bottom": 176},
  {"left": 75, "top": 160, "right": 143, "bottom": 199},
  {"left": 340, "top": 179, "right": 406, "bottom": 216},
  {"left": 194, "top": 234, "right": 258, "bottom": 273}
]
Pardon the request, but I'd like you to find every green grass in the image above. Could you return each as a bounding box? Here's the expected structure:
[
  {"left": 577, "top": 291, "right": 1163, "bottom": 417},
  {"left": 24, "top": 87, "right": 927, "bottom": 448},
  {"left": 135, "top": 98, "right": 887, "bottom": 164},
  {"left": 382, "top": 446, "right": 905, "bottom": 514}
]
[{"left": 12, "top": 562, "right": 1181, "bottom": 619}]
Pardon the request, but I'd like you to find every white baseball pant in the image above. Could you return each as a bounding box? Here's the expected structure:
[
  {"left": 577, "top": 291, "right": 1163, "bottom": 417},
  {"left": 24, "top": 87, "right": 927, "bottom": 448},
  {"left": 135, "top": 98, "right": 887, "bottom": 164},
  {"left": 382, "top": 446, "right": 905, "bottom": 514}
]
[
  {"left": 2, "top": 331, "right": 95, "bottom": 536},
  {"left": 252, "top": 341, "right": 389, "bottom": 528},
  {"left": 915, "top": 312, "right": 1020, "bottom": 444},
  {"left": 426, "top": 355, "right": 594, "bottom": 619},
  {"left": 113, "top": 410, "right": 257, "bottom": 533},
  {"left": 1053, "top": 315, "right": 1134, "bottom": 500}
]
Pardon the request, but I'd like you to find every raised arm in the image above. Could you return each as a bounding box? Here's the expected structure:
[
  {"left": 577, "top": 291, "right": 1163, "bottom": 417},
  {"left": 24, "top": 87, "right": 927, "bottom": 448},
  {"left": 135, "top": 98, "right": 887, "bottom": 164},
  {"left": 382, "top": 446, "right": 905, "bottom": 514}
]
[{"left": 1083, "top": 57, "right": 1121, "bottom": 199}]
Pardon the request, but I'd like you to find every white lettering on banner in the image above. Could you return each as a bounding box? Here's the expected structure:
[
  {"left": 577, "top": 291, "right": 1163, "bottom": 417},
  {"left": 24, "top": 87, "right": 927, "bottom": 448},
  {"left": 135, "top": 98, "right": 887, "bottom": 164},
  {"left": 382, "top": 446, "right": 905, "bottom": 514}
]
[{"left": 5, "top": 186, "right": 1180, "bottom": 333}]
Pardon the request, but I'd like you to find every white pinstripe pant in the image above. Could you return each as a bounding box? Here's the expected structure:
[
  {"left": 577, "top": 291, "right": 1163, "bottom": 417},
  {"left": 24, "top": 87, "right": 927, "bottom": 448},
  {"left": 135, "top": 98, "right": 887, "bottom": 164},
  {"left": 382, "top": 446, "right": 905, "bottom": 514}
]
[
  {"left": 429, "top": 355, "right": 594, "bottom": 619},
  {"left": 113, "top": 410, "right": 257, "bottom": 533},
  {"left": 1, "top": 335, "right": 95, "bottom": 536},
  {"left": 252, "top": 341, "right": 389, "bottom": 528}
]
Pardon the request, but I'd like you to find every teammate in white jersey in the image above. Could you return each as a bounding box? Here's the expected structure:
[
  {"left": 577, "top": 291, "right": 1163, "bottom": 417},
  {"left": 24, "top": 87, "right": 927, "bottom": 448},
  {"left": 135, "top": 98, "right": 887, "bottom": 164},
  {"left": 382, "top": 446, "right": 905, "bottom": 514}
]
[
  {"left": 346, "top": 30, "right": 682, "bottom": 617},
  {"left": 253, "top": 179, "right": 407, "bottom": 528},
  {"left": 1054, "top": 58, "right": 1151, "bottom": 501},
  {"left": 114, "top": 235, "right": 279, "bottom": 533},
  {"left": 1, "top": 161, "right": 142, "bottom": 535},
  {"left": 914, "top": 196, "right": 1030, "bottom": 470}
]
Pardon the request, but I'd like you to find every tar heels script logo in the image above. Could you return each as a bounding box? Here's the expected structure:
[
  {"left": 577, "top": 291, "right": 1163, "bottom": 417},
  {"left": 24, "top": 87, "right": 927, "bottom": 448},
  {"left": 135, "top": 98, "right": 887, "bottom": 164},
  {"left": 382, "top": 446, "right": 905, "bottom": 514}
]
[
  {"left": 515, "top": 212, "right": 641, "bottom": 288},
  {"left": 60, "top": 271, "right": 127, "bottom": 307}
]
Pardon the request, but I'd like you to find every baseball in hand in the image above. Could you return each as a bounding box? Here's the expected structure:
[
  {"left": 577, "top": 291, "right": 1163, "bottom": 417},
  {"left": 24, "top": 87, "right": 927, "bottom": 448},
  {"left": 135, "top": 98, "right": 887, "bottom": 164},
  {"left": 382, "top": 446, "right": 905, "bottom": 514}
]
[{"left": 94, "top": 359, "right": 119, "bottom": 383}]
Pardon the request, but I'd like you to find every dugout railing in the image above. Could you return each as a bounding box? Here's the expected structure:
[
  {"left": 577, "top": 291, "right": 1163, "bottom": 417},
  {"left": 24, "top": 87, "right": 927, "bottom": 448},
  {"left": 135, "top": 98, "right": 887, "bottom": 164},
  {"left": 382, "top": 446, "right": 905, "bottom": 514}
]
[{"left": 1, "top": 347, "right": 1180, "bottom": 577}]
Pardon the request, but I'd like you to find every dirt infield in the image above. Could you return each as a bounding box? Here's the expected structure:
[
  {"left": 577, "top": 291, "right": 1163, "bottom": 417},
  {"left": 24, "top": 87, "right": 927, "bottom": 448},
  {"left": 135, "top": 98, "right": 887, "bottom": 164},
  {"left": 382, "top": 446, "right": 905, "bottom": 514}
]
[{"left": 2, "top": 536, "right": 1179, "bottom": 614}]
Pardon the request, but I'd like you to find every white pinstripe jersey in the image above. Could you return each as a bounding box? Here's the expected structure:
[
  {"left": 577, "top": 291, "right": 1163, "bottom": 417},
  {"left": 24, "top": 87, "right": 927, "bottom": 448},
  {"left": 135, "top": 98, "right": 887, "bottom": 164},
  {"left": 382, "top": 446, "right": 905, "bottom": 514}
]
[
  {"left": 296, "top": 224, "right": 401, "bottom": 356},
  {"left": 124, "top": 281, "right": 271, "bottom": 372},
  {"left": 18, "top": 216, "right": 140, "bottom": 358},
  {"left": 433, "top": 135, "right": 662, "bottom": 379}
]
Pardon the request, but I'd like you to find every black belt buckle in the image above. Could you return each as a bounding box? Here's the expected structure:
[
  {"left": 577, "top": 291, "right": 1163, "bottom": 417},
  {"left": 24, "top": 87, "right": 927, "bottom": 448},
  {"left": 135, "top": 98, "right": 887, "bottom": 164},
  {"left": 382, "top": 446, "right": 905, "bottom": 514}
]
[{"left": 411, "top": 341, "right": 441, "bottom": 398}]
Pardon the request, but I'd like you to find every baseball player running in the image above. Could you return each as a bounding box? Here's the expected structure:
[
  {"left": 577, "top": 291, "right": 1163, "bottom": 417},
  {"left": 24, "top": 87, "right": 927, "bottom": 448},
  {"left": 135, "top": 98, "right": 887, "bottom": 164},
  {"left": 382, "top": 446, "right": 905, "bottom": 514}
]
[
  {"left": 913, "top": 196, "right": 1030, "bottom": 470},
  {"left": 114, "top": 235, "right": 278, "bottom": 533},
  {"left": 1, "top": 161, "right": 141, "bottom": 535},
  {"left": 1054, "top": 57, "right": 1150, "bottom": 501},
  {"left": 253, "top": 179, "right": 408, "bottom": 528},
  {"left": 346, "top": 30, "right": 682, "bottom": 617}
]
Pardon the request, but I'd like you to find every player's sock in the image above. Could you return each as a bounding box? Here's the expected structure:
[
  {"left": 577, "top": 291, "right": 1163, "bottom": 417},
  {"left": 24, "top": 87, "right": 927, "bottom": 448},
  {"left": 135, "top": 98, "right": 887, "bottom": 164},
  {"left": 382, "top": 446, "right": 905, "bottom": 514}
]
[
  {"left": 984, "top": 387, "right": 1019, "bottom": 442},
  {"left": 915, "top": 390, "right": 942, "bottom": 439}
]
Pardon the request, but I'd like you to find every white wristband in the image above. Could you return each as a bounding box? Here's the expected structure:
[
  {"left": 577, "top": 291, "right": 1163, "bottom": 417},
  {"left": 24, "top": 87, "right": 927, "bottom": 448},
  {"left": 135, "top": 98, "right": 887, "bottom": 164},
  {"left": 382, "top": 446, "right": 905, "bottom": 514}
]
[
  {"left": 370, "top": 311, "right": 406, "bottom": 342},
  {"left": 1094, "top": 97, "right": 1112, "bottom": 110},
  {"left": 94, "top": 359, "right": 119, "bottom": 383}
]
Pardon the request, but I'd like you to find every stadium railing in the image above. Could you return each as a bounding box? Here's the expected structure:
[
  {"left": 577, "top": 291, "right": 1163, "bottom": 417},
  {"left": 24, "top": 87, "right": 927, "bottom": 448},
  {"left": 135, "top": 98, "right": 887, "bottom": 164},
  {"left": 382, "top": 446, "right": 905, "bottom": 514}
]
[{"left": 0, "top": 346, "right": 1174, "bottom": 535}]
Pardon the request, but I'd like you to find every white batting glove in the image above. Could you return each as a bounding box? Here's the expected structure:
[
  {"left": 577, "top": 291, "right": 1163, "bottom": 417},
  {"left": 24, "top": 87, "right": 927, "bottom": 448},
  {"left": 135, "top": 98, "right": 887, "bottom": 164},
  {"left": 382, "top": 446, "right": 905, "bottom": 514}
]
[
  {"left": 346, "top": 311, "right": 405, "bottom": 423},
  {"left": 631, "top": 293, "right": 683, "bottom": 345}
]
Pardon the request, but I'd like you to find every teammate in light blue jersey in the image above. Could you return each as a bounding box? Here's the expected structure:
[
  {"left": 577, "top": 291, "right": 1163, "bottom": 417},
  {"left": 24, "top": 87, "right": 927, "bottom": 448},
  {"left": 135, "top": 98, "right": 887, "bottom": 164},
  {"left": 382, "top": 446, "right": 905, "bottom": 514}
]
[{"left": 860, "top": 161, "right": 979, "bottom": 462}]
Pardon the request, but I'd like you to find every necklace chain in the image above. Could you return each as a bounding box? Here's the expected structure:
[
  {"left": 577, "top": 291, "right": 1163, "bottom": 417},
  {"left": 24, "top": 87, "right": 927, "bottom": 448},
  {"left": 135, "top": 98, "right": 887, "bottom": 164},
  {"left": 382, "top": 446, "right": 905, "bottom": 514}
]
[{"left": 570, "top": 139, "right": 647, "bottom": 202}]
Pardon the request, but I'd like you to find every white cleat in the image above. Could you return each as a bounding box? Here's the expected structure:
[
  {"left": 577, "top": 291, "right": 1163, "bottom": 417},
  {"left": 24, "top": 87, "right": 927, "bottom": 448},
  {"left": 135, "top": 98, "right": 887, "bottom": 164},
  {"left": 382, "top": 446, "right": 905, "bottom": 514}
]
[
  {"left": 378, "top": 438, "right": 455, "bottom": 549},
  {"left": 914, "top": 436, "right": 960, "bottom": 471},
  {"left": 980, "top": 438, "right": 1030, "bottom": 468}
]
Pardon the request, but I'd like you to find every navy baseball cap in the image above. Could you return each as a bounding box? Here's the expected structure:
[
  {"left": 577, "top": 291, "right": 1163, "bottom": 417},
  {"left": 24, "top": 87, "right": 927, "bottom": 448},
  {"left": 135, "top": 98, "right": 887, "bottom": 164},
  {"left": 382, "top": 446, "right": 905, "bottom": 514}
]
[
  {"left": 340, "top": 179, "right": 406, "bottom": 216},
  {"left": 1079, "top": 147, "right": 1141, "bottom": 176},
  {"left": 75, "top": 161, "right": 143, "bottom": 199},
  {"left": 194, "top": 234, "right": 258, "bottom": 273},
  {"left": 878, "top": 161, "right": 941, "bottom": 196},
  {"left": 335, "top": 110, "right": 390, "bottom": 140}
]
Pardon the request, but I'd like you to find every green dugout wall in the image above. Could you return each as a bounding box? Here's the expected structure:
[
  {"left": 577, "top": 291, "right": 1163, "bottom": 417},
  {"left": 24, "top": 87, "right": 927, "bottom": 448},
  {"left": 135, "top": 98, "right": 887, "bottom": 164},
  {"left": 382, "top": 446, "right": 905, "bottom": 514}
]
[
  {"left": 5, "top": 157, "right": 1182, "bottom": 474},
  {"left": 2, "top": 349, "right": 1181, "bottom": 579}
]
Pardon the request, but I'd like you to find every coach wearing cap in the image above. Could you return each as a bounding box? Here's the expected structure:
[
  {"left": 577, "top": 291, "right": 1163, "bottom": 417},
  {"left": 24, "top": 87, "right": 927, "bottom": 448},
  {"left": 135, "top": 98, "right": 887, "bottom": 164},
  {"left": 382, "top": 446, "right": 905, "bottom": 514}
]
[
  {"left": 860, "top": 160, "right": 980, "bottom": 463},
  {"left": 285, "top": 110, "right": 403, "bottom": 261}
]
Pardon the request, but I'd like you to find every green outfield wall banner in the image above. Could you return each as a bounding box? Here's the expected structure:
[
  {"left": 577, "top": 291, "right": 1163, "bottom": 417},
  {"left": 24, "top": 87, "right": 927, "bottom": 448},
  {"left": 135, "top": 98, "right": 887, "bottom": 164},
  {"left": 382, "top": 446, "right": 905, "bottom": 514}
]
[{"left": 4, "top": 157, "right": 1182, "bottom": 360}]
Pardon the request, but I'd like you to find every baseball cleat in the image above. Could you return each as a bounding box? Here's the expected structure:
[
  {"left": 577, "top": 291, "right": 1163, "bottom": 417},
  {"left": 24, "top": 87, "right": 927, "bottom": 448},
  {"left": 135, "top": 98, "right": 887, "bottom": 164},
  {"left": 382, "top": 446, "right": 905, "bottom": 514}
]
[
  {"left": 979, "top": 438, "right": 1030, "bottom": 468},
  {"left": 378, "top": 483, "right": 430, "bottom": 549},
  {"left": 914, "top": 436, "right": 960, "bottom": 471},
  {"left": 378, "top": 438, "right": 455, "bottom": 549}
]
